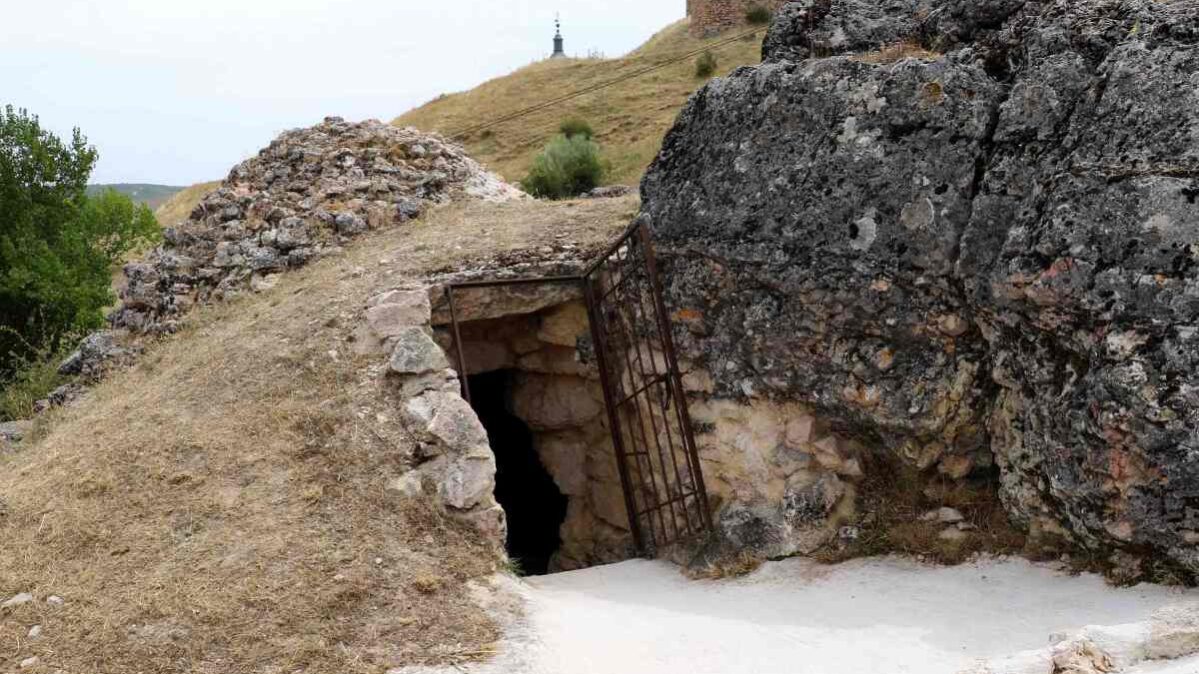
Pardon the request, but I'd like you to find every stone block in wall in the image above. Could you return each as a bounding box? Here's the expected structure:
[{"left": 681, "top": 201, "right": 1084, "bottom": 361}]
[{"left": 511, "top": 373, "right": 604, "bottom": 431}]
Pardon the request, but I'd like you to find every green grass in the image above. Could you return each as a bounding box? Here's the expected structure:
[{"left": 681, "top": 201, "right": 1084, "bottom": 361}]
[
  {"left": 0, "top": 335, "right": 75, "bottom": 422},
  {"left": 394, "top": 20, "right": 766, "bottom": 187}
]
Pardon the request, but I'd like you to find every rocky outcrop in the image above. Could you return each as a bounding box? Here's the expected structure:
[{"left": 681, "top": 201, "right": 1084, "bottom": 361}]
[
  {"left": 643, "top": 0, "right": 1199, "bottom": 577},
  {"left": 113, "top": 116, "right": 523, "bottom": 335}
]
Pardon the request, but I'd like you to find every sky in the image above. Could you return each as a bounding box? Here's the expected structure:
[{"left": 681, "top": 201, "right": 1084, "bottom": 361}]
[{"left": 1, "top": 0, "right": 684, "bottom": 185}]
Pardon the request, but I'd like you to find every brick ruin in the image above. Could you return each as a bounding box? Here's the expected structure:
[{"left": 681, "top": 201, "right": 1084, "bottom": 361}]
[{"left": 686, "top": 0, "right": 788, "bottom": 37}]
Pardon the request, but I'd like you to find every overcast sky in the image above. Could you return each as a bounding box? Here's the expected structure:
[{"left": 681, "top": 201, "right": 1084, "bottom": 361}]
[{"left": 2, "top": 0, "right": 683, "bottom": 185}]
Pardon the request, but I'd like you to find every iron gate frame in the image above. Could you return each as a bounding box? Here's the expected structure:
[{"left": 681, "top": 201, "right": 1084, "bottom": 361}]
[{"left": 442, "top": 219, "right": 712, "bottom": 555}]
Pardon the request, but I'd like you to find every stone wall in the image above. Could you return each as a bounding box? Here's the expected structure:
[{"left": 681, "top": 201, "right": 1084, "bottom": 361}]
[{"left": 688, "top": 0, "right": 788, "bottom": 36}]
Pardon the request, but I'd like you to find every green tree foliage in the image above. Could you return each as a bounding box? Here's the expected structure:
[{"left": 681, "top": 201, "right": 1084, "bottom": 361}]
[
  {"left": 0, "top": 106, "right": 159, "bottom": 378},
  {"left": 520, "top": 134, "right": 606, "bottom": 199},
  {"left": 695, "top": 51, "right": 719, "bottom": 78},
  {"left": 558, "top": 117, "right": 594, "bottom": 141}
]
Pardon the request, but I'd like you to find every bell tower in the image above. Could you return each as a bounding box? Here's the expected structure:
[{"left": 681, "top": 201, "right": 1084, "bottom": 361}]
[{"left": 551, "top": 15, "right": 566, "bottom": 59}]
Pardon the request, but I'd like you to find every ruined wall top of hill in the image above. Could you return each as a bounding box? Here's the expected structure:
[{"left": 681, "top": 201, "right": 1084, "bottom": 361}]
[{"left": 112, "top": 117, "right": 524, "bottom": 335}]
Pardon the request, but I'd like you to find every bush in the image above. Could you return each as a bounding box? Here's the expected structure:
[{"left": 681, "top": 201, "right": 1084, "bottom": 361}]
[
  {"left": 695, "top": 51, "right": 718, "bottom": 78},
  {"left": 0, "top": 331, "right": 72, "bottom": 421},
  {"left": 558, "top": 117, "right": 594, "bottom": 140},
  {"left": 0, "top": 105, "right": 159, "bottom": 380},
  {"left": 745, "top": 5, "right": 773, "bottom": 24},
  {"left": 521, "top": 134, "right": 605, "bottom": 199}
]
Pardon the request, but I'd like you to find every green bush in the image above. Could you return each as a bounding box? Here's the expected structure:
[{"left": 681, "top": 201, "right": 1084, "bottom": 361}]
[
  {"left": 695, "top": 51, "right": 719, "bottom": 78},
  {"left": 0, "top": 331, "right": 72, "bottom": 422},
  {"left": 521, "top": 134, "right": 606, "bottom": 200},
  {"left": 558, "top": 117, "right": 594, "bottom": 140},
  {"left": 745, "top": 5, "right": 773, "bottom": 24},
  {"left": 0, "top": 105, "right": 159, "bottom": 380}
]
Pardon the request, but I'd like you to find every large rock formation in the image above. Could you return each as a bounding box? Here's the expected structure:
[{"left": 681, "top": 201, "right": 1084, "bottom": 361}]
[
  {"left": 643, "top": 0, "right": 1199, "bottom": 577},
  {"left": 113, "top": 117, "right": 523, "bottom": 334}
]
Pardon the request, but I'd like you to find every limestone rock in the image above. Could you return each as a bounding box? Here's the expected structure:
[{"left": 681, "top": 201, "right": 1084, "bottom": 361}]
[
  {"left": 2, "top": 592, "right": 33, "bottom": 609},
  {"left": 0, "top": 420, "right": 32, "bottom": 445},
  {"left": 58, "top": 330, "right": 137, "bottom": 380},
  {"left": 511, "top": 373, "right": 603, "bottom": 431},
  {"left": 401, "top": 391, "right": 488, "bottom": 452},
  {"left": 389, "top": 328, "right": 451, "bottom": 376},
  {"left": 643, "top": 0, "right": 1199, "bottom": 579}
]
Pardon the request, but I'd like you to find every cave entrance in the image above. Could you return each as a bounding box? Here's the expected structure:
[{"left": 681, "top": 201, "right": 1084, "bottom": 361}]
[
  {"left": 436, "top": 219, "right": 713, "bottom": 565},
  {"left": 468, "top": 370, "right": 568, "bottom": 575}
]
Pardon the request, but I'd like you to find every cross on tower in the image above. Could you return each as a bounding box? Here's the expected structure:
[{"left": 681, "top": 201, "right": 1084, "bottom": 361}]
[{"left": 552, "top": 14, "right": 566, "bottom": 59}]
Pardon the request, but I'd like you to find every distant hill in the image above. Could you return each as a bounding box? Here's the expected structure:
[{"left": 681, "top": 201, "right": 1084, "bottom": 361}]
[
  {"left": 86, "top": 183, "right": 185, "bottom": 210},
  {"left": 395, "top": 19, "right": 765, "bottom": 188},
  {"left": 152, "top": 180, "right": 222, "bottom": 227}
]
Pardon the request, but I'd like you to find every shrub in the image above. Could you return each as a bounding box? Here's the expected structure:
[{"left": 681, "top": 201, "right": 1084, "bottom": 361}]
[
  {"left": 695, "top": 51, "right": 718, "bottom": 78},
  {"left": 558, "top": 117, "right": 594, "bottom": 140},
  {"left": 0, "top": 106, "right": 159, "bottom": 379},
  {"left": 0, "top": 331, "right": 72, "bottom": 421},
  {"left": 745, "top": 4, "right": 773, "bottom": 24},
  {"left": 521, "top": 134, "right": 605, "bottom": 199}
]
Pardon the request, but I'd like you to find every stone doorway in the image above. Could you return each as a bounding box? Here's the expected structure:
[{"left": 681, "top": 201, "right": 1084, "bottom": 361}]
[
  {"left": 434, "top": 297, "right": 636, "bottom": 572},
  {"left": 468, "top": 369, "right": 568, "bottom": 575}
]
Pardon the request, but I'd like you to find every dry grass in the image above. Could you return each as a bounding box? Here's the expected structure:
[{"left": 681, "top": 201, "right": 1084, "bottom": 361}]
[
  {"left": 818, "top": 454, "right": 1027, "bottom": 567},
  {"left": 395, "top": 20, "right": 766, "bottom": 188},
  {"left": 0, "top": 195, "right": 635, "bottom": 672},
  {"left": 155, "top": 180, "right": 222, "bottom": 228},
  {"left": 853, "top": 41, "right": 942, "bottom": 64}
]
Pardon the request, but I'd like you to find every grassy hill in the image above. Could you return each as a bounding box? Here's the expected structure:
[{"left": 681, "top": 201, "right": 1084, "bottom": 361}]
[
  {"left": 395, "top": 19, "right": 766, "bottom": 187},
  {"left": 153, "top": 180, "right": 222, "bottom": 227},
  {"left": 87, "top": 183, "right": 185, "bottom": 210},
  {"left": 0, "top": 195, "right": 638, "bottom": 671}
]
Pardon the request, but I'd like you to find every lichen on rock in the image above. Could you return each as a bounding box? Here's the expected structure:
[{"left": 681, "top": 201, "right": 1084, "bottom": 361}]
[{"left": 643, "top": 0, "right": 1199, "bottom": 578}]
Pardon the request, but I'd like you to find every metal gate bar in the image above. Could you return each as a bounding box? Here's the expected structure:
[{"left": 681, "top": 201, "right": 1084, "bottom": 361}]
[{"left": 443, "top": 219, "right": 711, "bottom": 554}]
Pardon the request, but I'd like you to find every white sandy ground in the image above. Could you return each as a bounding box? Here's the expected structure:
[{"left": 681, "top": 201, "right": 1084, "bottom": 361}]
[{"left": 416, "top": 556, "right": 1199, "bottom": 674}]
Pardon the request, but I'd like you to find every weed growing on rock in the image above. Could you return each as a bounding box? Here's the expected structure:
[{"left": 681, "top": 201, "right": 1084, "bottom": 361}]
[{"left": 695, "top": 50, "right": 718, "bottom": 78}]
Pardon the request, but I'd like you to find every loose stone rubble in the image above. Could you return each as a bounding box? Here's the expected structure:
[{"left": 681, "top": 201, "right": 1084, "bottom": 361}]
[
  {"left": 642, "top": 0, "right": 1199, "bottom": 577},
  {"left": 111, "top": 116, "right": 523, "bottom": 336}
]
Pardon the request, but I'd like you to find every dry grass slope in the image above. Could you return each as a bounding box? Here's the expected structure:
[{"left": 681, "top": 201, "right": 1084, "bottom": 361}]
[
  {"left": 395, "top": 20, "right": 766, "bottom": 187},
  {"left": 0, "top": 195, "right": 637, "bottom": 672},
  {"left": 155, "top": 180, "right": 222, "bottom": 227}
]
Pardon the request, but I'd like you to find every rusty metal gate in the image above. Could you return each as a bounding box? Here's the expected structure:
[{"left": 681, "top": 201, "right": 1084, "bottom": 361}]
[{"left": 444, "top": 219, "right": 712, "bottom": 555}]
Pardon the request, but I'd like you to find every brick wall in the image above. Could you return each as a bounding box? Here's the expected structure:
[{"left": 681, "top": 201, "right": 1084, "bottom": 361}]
[{"left": 687, "top": 0, "right": 787, "bottom": 37}]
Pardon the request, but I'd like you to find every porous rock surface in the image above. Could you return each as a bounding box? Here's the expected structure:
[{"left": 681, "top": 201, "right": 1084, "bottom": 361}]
[
  {"left": 643, "top": 0, "right": 1199, "bottom": 576},
  {"left": 112, "top": 116, "right": 524, "bottom": 335}
]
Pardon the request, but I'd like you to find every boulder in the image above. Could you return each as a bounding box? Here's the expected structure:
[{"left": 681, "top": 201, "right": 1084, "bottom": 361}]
[{"left": 642, "top": 0, "right": 1199, "bottom": 577}]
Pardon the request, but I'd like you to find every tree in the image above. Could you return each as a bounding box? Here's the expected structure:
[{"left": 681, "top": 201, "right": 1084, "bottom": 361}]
[{"left": 0, "top": 105, "right": 159, "bottom": 378}]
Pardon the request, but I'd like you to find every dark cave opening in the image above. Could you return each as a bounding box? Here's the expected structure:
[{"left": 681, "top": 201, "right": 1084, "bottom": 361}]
[{"left": 468, "top": 369, "right": 569, "bottom": 575}]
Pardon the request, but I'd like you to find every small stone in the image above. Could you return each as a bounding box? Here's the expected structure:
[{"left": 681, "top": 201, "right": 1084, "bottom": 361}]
[
  {"left": 46, "top": 595, "right": 64, "bottom": 606},
  {"left": 19, "top": 657, "right": 38, "bottom": 669},
  {"left": 389, "top": 327, "right": 451, "bottom": 376},
  {"left": 2, "top": 592, "right": 34, "bottom": 609},
  {"left": 938, "top": 527, "right": 969, "bottom": 542},
  {"left": 921, "top": 507, "right": 965, "bottom": 524},
  {"left": 28, "top": 624, "right": 42, "bottom": 639}
]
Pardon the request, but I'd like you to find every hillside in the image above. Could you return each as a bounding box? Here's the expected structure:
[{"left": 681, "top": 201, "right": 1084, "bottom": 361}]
[
  {"left": 153, "top": 180, "right": 221, "bottom": 227},
  {"left": 87, "top": 183, "right": 184, "bottom": 210},
  {"left": 0, "top": 194, "right": 638, "bottom": 671},
  {"left": 394, "top": 19, "right": 765, "bottom": 187}
]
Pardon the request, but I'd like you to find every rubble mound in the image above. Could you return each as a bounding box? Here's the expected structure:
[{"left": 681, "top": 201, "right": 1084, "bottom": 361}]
[
  {"left": 114, "top": 116, "right": 524, "bottom": 334},
  {"left": 642, "top": 0, "right": 1199, "bottom": 578}
]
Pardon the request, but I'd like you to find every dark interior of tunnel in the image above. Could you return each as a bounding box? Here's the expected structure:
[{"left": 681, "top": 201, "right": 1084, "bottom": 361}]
[{"left": 468, "top": 370, "right": 568, "bottom": 575}]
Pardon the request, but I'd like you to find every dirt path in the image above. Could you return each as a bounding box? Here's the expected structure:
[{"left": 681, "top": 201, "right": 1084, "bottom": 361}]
[{"left": 449, "top": 556, "right": 1198, "bottom": 674}]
